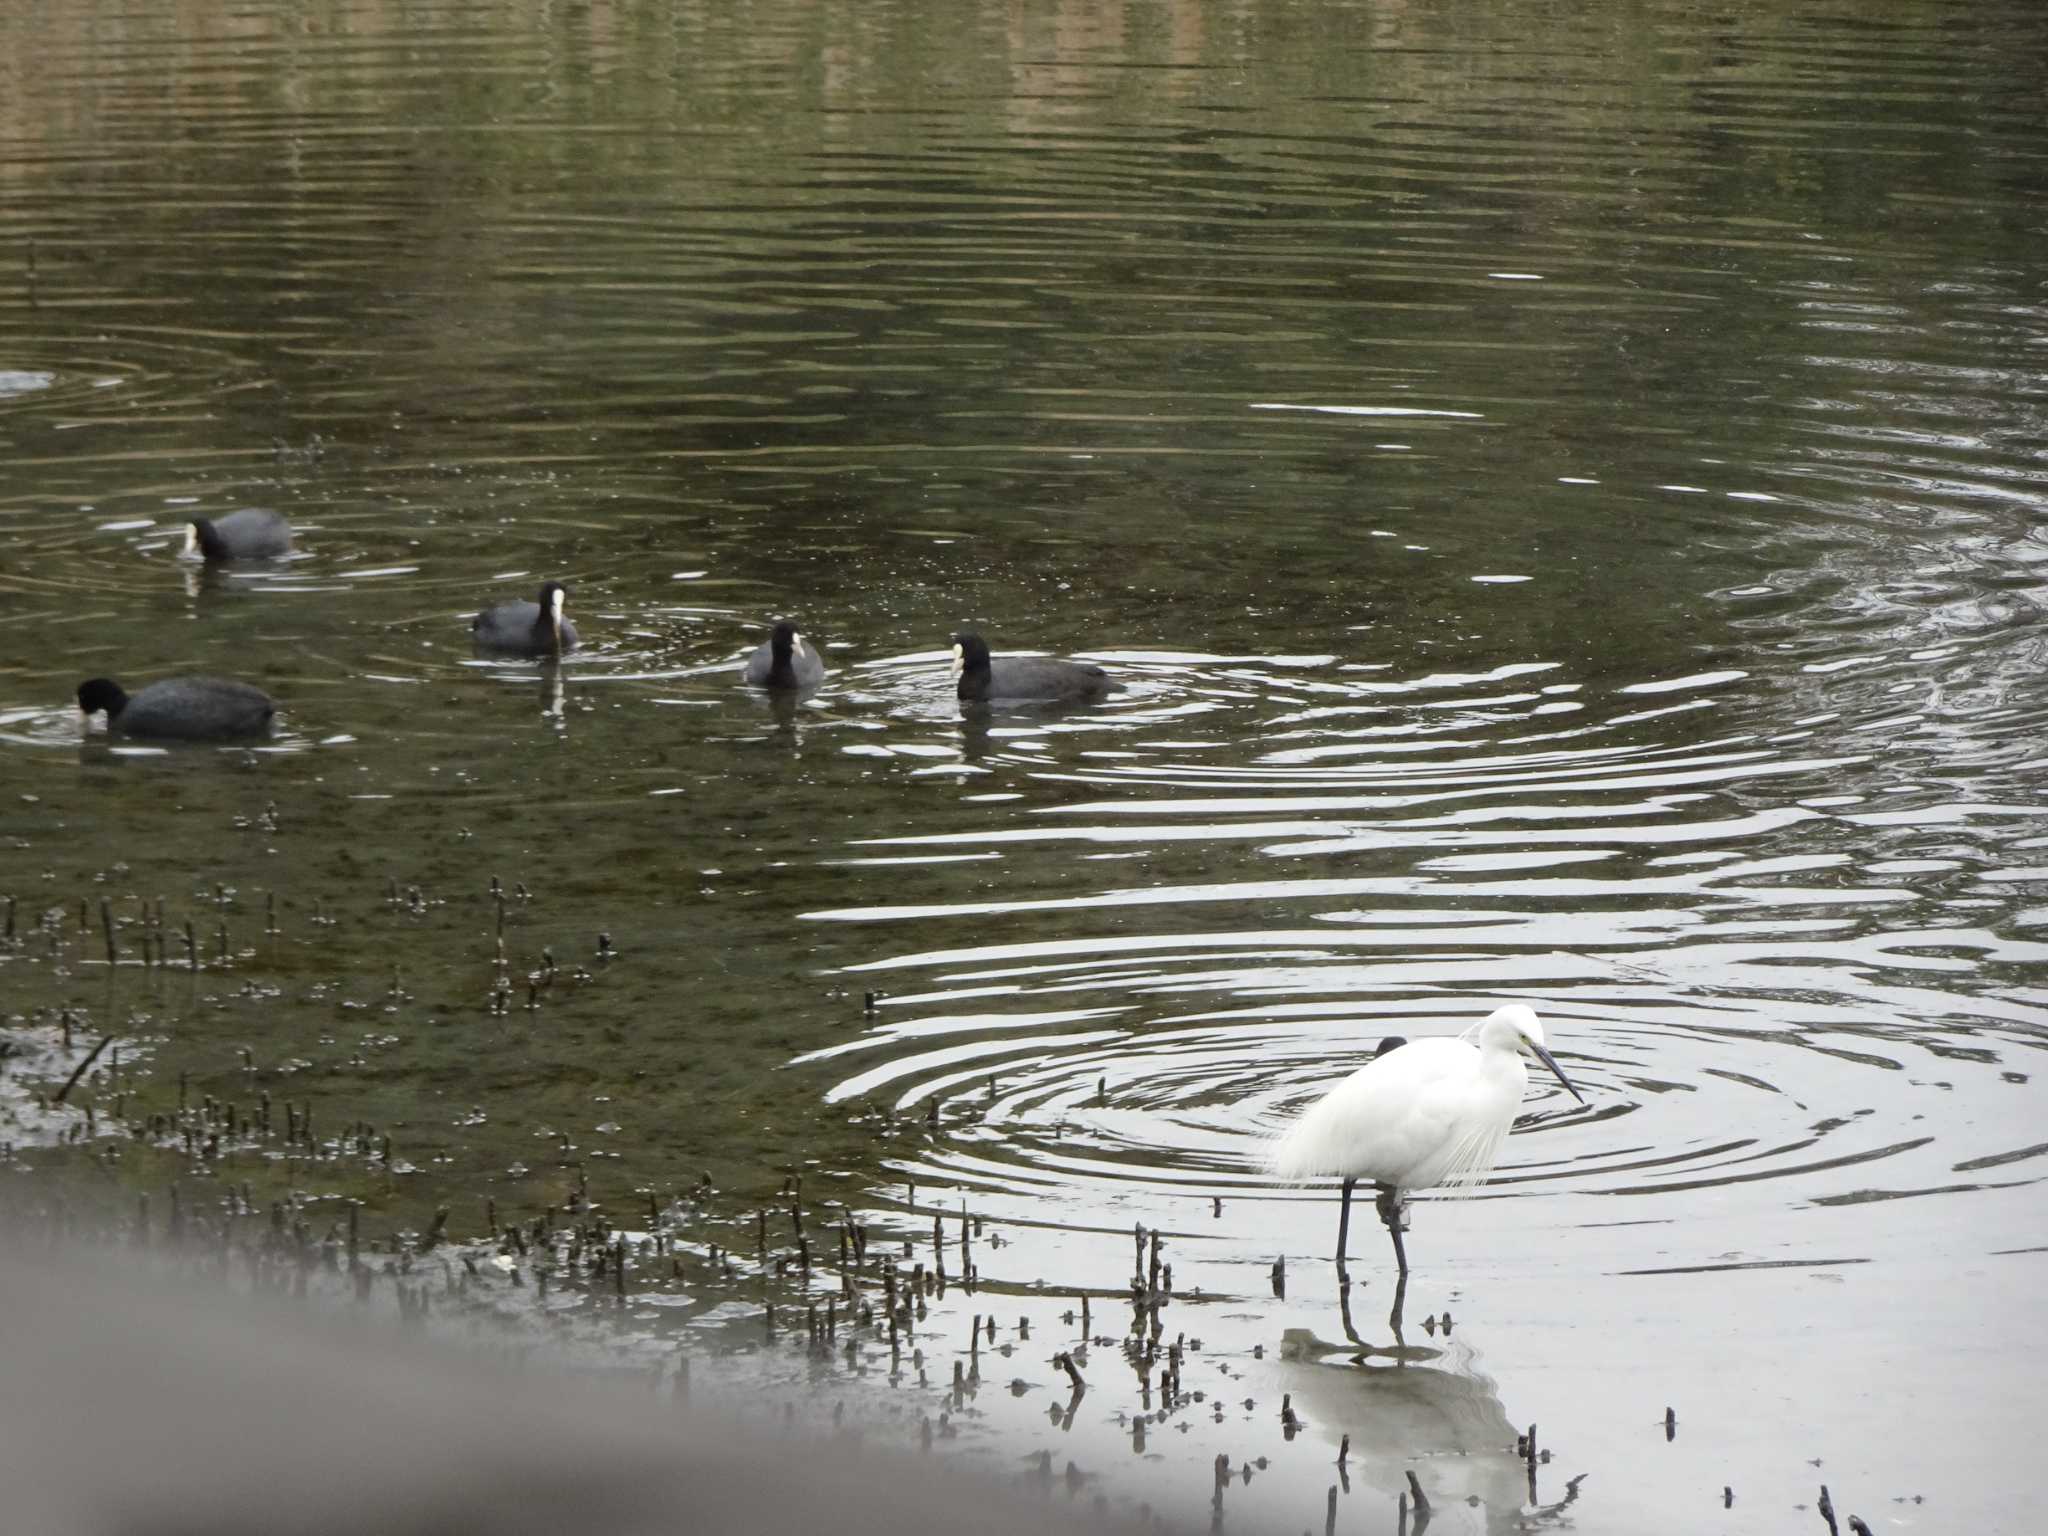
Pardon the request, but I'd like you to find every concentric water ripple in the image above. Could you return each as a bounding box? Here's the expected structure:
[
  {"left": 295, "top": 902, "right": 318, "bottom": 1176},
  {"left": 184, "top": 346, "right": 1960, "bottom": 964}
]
[{"left": 800, "top": 644, "right": 2048, "bottom": 1259}]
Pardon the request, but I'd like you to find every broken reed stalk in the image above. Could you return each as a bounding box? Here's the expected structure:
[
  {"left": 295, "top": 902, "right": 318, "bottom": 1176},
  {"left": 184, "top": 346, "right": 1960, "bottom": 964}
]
[
  {"left": 54, "top": 1035, "right": 114, "bottom": 1105},
  {"left": 1405, "top": 1470, "right": 1430, "bottom": 1513}
]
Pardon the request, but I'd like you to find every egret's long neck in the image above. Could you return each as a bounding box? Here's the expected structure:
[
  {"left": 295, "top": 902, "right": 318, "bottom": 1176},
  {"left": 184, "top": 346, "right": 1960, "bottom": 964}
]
[{"left": 1480, "top": 1040, "right": 1532, "bottom": 1097}]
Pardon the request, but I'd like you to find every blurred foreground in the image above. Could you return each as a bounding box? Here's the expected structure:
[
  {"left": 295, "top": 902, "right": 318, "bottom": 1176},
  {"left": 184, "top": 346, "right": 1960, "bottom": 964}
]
[{"left": 0, "top": 1245, "right": 1139, "bottom": 1536}]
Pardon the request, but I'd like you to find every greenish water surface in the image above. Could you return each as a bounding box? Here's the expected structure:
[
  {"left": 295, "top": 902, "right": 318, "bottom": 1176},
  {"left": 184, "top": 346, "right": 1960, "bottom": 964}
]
[{"left": 3, "top": 2, "right": 2045, "bottom": 1531}]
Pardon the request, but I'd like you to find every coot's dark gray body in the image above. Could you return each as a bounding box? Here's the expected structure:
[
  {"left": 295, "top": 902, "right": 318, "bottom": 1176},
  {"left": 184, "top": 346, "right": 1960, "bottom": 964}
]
[
  {"left": 76, "top": 677, "right": 275, "bottom": 741},
  {"left": 473, "top": 581, "right": 578, "bottom": 657},
  {"left": 953, "top": 632, "right": 1114, "bottom": 703},
  {"left": 743, "top": 621, "right": 826, "bottom": 690},
  {"left": 187, "top": 508, "right": 292, "bottom": 562}
]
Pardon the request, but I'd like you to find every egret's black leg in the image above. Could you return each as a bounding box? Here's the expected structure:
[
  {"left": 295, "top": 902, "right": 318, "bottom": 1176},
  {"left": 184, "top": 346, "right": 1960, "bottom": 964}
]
[
  {"left": 1375, "top": 1182, "right": 1409, "bottom": 1276},
  {"left": 1335, "top": 1175, "right": 1357, "bottom": 1276},
  {"left": 1337, "top": 1270, "right": 1364, "bottom": 1347},
  {"left": 1387, "top": 1267, "right": 1408, "bottom": 1342}
]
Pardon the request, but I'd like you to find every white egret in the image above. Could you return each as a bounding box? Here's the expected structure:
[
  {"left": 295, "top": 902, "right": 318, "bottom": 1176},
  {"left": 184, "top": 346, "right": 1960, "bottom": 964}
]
[{"left": 1267, "top": 1003, "right": 1585, "bottom": 1275}]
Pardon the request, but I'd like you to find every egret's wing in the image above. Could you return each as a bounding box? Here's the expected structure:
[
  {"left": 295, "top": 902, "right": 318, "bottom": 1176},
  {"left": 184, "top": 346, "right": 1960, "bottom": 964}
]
[{"left": 1266, "top": 1039, "right": 1473, "bottom": 1186}]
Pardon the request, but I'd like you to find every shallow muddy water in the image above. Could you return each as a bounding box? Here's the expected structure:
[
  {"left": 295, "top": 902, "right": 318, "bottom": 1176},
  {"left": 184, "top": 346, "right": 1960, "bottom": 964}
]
[{"left": 3, "top": 0, "right": 2046, "bottom": 1530}]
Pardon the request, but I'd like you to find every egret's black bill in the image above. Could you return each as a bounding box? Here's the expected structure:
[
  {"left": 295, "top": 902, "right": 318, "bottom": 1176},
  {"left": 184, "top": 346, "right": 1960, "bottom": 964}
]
[{"left": 1532, "top": 1042, "right": 1586, "bottom": 1104}]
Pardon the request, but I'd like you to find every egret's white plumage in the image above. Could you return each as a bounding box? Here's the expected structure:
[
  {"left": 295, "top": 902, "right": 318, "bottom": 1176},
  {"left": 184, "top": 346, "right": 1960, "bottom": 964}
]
[{"left": 1267, "top": 1003, "right": 1585, "bottom": 1273}]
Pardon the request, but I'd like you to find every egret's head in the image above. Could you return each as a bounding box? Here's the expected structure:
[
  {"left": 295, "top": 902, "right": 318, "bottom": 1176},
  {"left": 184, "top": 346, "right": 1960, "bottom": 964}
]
[
  {"left": 1484, "top": 1003, "right": 1585, "bottom": 1105},
  {"left": 1492, "top": 1003, "right": 1546, "bottom": 1049}
]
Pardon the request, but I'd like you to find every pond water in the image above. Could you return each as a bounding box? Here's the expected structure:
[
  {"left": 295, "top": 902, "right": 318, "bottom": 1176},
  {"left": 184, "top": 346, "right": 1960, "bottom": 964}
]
[{"left": 3, "top": 1, "right": 2046, "bottom": 1531}]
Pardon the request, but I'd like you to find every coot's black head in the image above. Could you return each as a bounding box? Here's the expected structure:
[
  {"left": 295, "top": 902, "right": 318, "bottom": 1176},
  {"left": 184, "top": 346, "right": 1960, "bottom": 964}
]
[
  {"left": 952, "top": 632, "right": 991, "bottom": 675},
  {"left": 535, "top": 582, "right": 570, "bottom": 646},
  {"left": 770, "top": 620, "right": 799, "bottom": 660},
  {"left": 185, "top": 518, "right": 228, "bottom": 561},
  {"left": 77, "top": 678, "right": 130, "bottom": 720}
]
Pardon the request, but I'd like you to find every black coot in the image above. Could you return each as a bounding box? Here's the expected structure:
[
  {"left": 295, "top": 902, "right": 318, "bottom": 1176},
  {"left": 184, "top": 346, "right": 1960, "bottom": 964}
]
[
  {"left": 952, "top": 632, "right": 1114, "bottom": 703},
  {"left": 76, "top": 677, "right": 276, "bottom": 740},
  {"left": 185, "top": 508, "right": 292, "bottom": 562},
  {"left": 473, "top": 581, "right": 578, "bottom": 657},
  {"left": 743, "top": 621, "right": 826, "bottom": 690}
]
